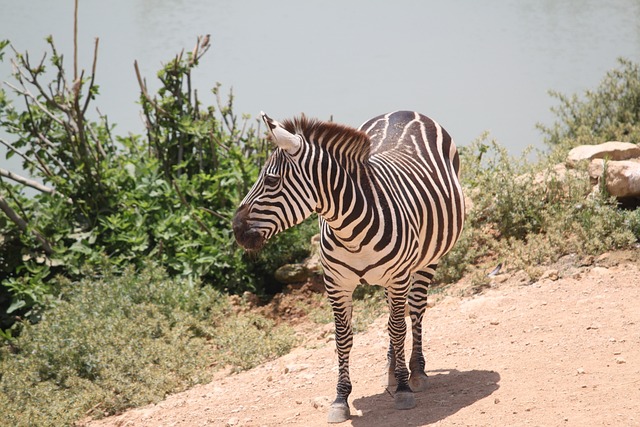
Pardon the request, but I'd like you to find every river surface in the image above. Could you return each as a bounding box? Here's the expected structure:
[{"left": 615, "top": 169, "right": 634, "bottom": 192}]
[{"left": 1, "top": 0, "right": 639, "bottom": 176}]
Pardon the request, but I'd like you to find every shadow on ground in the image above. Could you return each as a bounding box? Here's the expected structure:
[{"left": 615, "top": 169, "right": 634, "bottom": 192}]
[{"left": 351, "top": 369, "right": 500, "bottom": 426}]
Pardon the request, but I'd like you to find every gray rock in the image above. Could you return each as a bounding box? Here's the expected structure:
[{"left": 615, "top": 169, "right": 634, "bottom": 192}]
[
  {"left": 274, "top": 264, "right": 310, "bottom": 284},
  {"left": 567, "top": 141, "right": 640, "bottom": 168},
  {"left": 588, "top": 159, "right": 640, "bottom": 198}
]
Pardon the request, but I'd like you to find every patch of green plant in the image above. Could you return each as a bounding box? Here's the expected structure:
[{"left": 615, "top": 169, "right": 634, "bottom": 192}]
[
  {"left": 212, "top": 312, "right": 296, "bottom": 371},
  {"left": 0, "top": 264, "right": 296, "bottom": 427},
  {"left": 539, "top": 57, "right": 640, "bottom": 154},
  {"left": 437, "top": 129, "right": 640, "bottom": 281},
  {"left": 435, "top": 59, "right": 640, "bottom": 285},
  {"left": 0, "top": 36, "right": 314, "bottom": 329}
]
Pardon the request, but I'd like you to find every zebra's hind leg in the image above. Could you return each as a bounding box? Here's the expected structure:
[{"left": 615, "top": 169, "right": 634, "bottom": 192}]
[
  {"left": 386, "top": 283, "right": 416, "bottom": 410},
  {"left": 407, "top": 265, "right": 437, "bottom": 392},
  {"left": 384, "top": 288, "right": 398, "bottom": 389},
  {"left": 326, "top": 284, "right": 355, "bottom": 423}
]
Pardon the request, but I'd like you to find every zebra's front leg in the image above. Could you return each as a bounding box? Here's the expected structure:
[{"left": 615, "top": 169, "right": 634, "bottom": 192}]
[
  {"left": 326, "top": 286, "right": 355, "bottom": 423},
  {"left": 387, "top": 286, "right": 416, "bottom": 410},
  {"left": 407, "top": 266, "right": 436, "bottom": 392}
]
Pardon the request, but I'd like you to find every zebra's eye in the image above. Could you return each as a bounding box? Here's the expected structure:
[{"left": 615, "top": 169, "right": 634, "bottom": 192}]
[{"left": 264, "top": 174, "right": 280, "bottom": 188}]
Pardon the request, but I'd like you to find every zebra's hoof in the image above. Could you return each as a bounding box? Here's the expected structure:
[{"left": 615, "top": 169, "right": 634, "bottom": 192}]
[
  {"left": 327, "top": 402, "right": 350, "bottom": 423},
  {"left": 394, "top": 391, "right": 416, "bottom": 410},
  {"left": 409, "top": 372, "right": 429, "bottom": 392}
]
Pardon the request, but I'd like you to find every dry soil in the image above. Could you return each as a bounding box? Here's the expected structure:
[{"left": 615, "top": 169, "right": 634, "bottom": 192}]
[{"left": 88, "top": 251, "right": 640, "bottom": 427}]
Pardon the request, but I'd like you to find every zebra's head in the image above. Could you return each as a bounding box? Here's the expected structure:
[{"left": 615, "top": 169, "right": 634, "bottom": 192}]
[{"left": 232, "top": 112, "right": 316, "bottom": 251}]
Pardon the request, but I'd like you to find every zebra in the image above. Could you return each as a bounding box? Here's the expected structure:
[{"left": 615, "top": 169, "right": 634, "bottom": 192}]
[{"left": 233, "top": 110, "right": 465, "bottom": 423}]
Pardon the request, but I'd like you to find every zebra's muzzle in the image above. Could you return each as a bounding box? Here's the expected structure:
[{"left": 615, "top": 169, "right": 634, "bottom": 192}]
[{"left": 232, "top": 204, "right": 266, "bottom": 251}]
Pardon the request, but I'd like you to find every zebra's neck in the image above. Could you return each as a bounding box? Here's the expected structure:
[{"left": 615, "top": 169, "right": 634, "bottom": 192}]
[{"left": 316, "top": 159, "right": 381, "bottom": 250}]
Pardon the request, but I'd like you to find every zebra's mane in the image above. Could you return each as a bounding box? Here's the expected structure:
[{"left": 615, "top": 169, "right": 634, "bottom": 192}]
[{"left": 281, "top": 115, "right": 371, "bottom": 161}]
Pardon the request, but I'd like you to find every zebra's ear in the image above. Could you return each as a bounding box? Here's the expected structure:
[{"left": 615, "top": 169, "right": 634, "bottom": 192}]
[{"left": 261, "top": 111, "right": 301, "bottom": 154}]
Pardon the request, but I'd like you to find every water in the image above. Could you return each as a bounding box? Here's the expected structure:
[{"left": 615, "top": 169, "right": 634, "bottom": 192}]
[{"left": 1, "top": 0, "right": 639, "bottom": 178}]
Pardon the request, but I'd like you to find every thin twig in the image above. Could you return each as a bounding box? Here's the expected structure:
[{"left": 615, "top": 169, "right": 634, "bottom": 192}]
[
  {"left": 0, "top": 192, "right": 53, "bottom": 254},
  {"left": 5, "top": 78, "right": 65, "bottom": 126},
  {"left": 200, "top": 207, "right": 229, "bottom": 222},
  {"left": 0, "top": 137, "right": 49, "bottom": 177},
  {"left": 134, "top": 60, "right": 168, "bottom": 115},
  {"left": 171, "top": 180, "right": 214, "bottom": 234},
  {"left": 82, "top": 37, "right": 100, "bottom": 116},
  {"left": 73, "top": 0, "right": 79, "bottom": 81},
  {"left": 1, "top": 168, "right": 56, "bottom": 195}
]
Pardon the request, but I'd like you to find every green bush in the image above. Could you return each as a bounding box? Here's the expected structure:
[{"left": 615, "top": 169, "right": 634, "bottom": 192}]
[
  {"left": 539, "top": 57, "right": 640, "bottom": 152},
  {"left": 436, "top": 129, "right": 640, "bottom": 284},
  {"left": 435, "top": 59, "right": 640, "bottom": 284},
  {"left": 0, "top": 264, "right": 295, "bottom": 427},
  {"left": 0, "top": 37, "right": 315, "bottom": 329}
]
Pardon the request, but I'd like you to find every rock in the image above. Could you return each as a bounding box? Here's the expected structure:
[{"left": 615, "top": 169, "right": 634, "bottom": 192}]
[
  {"left": 242, "top": 291, "right": 260, "bottom": 308},
  {"left": 588, "top": 159, "right": 640, "bottom": 198},
  {"left": 312, "top": 396, "right": 332, "bottom": 409},
  {"left": 579, "top": 255, "right": 595, "bottom": 267},
  {"left": 540, "top": 269, "right": 559, "bottom": 281},
  {"left": 284, "top": 363, "right": 310, "bottom": 374},
  {"left": 274, "top": 264, "right": 310, "bottom": 284},
  {"left": 302, "top": 234, "right": 323, "bottom": 275},
  {"left": 567, "top": 141, "right": 640, "bottom": 168}
]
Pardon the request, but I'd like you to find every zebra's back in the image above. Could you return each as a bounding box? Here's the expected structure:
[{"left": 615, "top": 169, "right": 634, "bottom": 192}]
[
  {"left": 360, "top": 111, "right": 460, "bottom": 175},
  {"left": 331, "top": 110, "right": 465, "bottom": 281}
]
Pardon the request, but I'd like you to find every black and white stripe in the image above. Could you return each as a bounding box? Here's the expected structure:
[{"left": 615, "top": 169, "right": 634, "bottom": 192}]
[{"left": 233, "top": 110, "right": 465, "bottom": 423}]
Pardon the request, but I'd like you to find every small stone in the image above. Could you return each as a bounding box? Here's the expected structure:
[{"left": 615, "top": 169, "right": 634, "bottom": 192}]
[
  {"left": 274, "top": 264, "right": 310, "bottom": 284},
  {"left": 494, "top": 398, "right": 500, "bottom": 404},
  {"left": 226, "top": 417, "right": 239, "bottom": 426},
  {"left": 490, "top": 320, "right": 500, "bottom": 326},
  {"left": 242, "top": 291, "right": 260, "bottom": 308},
  {"left": 312, "top": 396, "right": 332, "bottom": 409},
  {"left": 577, "top": 368, "right": 585, "bottom": 375},
  {"left": 540, "top": 269, "right": 559, "bottom": 281},
  {"left": 284, "top": 364, "right": 309, "bottom": 374},
  {"left": 615, "top": 357, "right": 627, "bottom": 364}
]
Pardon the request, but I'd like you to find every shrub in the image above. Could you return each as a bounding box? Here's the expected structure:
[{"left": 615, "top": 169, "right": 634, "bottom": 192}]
[
  {"left": 436, "top": 60, "right": 640, "bottom": 284},
  {"left": 0, "top": 36, "right": 315, "bottom": 329},
  {"left": 436, "top": 129, "right": 640, "bottom": 283},
  {"left": 539, "top": 58, "right": 640, "bottom": 152},
  {"left": 0, "top": 264, "right": 296, "bottom": 427}
]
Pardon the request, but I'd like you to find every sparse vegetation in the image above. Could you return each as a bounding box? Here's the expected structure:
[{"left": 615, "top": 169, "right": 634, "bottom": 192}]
[
  {"left": 0, "top": 265, "right": 296, "bottom": 427},
  {"left": 437, "top": 58, "right": 640, "bottom": 283},
  {"left": 539, "top": 58, "right": 640, "bottom": 153}
]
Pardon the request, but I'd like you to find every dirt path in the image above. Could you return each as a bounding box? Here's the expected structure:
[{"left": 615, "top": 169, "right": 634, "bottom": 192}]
[{"left": 89, "top": 252, "right": 640, "bottom": 427}]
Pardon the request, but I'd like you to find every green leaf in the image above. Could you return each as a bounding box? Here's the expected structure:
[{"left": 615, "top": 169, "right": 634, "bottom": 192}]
[{"left": 7, "top": 298, "right": 27, "bottom": 314}]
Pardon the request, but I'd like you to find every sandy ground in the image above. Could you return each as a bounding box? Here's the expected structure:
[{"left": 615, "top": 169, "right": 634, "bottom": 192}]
[{"left": 89, "top": 251, "right": 640, "bottom": 427}]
